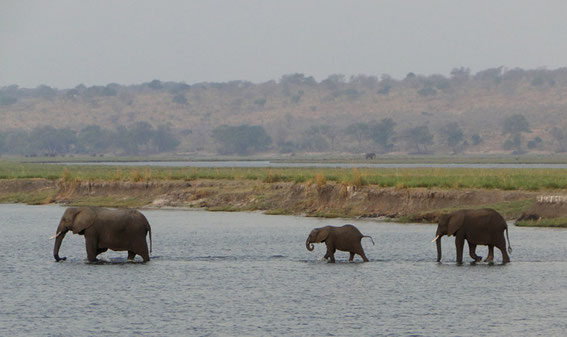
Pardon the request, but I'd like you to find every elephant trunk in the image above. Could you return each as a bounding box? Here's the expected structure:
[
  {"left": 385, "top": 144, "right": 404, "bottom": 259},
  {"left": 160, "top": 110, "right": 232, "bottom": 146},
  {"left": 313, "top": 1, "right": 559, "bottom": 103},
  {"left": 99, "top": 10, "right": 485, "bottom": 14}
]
[
  {"left": 53, "top": 225, "right": 68, "bottom": 262},
  {"left": 306, "top": 238, "right": 314, "bottom": 251},
  {"left": 436, "top": 234, "right": 443, "bottom": 262}
]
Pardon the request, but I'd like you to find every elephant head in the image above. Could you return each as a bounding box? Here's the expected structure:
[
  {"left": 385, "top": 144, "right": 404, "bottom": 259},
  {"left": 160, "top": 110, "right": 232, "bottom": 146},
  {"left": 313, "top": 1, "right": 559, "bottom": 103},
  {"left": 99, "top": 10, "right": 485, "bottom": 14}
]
[
  {"left": 306, "top": 227, "right": 330, "bottom": 251},
  {"left": 52, "top": 207, "right": 95, "bottom": 261},
  {"left": 432, "top": 212, "right": 465, "bottom": 262}
]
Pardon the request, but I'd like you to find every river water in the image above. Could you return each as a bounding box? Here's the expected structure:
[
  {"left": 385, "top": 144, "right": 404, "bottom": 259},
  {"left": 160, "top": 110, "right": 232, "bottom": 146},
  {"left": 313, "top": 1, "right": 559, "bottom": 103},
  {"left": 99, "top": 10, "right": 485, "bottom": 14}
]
[
  {"left": 58, "top": 160, "right": 567, "bottom": 169},
  {"left": 1, "top": 204, "right": 566, "bottom": 336}
]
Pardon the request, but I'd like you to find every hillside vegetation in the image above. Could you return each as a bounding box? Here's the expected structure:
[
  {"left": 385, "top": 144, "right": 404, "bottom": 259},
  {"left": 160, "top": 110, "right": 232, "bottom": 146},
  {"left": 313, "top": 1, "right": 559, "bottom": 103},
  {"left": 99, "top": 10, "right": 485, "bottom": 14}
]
[{"left": 2, "top": 67, "right": 567, "bottom": 156}]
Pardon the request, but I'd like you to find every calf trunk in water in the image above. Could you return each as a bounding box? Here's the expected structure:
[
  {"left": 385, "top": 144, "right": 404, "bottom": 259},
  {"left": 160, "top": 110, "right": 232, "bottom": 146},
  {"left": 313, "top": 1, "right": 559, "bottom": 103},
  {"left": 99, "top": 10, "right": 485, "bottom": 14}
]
[{"left": 306, "top": 239, "right": 314, "bottom": 251}]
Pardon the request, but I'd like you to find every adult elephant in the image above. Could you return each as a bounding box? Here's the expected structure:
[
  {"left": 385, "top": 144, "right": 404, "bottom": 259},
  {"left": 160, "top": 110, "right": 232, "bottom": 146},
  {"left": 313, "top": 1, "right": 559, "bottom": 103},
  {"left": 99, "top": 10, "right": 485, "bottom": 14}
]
[
  {"left": 306, "top": 224, "right": 374, "bottom": 263},
  {"left": 432, "top": 208, "right": 511, "bottom": 264},
  {"left": 52, "top": 207, "right": 152, "bottom": 262}
]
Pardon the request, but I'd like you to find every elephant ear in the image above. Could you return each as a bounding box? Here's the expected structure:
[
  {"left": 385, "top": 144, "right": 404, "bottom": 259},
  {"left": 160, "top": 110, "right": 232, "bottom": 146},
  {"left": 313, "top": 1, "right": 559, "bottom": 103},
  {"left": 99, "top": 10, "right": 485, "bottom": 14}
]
[
  {"left": 447, "top": 212, "right": 465, "bottom": 237},
  {"left": 71, "top": 207, "right": 96, "bottom": 234},
  {"left": 314, "top": 227, "right": 330, "bottom": 243}
]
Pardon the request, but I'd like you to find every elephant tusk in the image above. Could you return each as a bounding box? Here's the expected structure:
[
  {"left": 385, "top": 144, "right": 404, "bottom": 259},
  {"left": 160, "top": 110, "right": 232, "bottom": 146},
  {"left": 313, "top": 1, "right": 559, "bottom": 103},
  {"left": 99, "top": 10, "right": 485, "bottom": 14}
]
[
  {"left": 49, "top": 232, "right": 62, "bottom": 240},
  {"left": 431, "top": 235, "right": 440, "bottom": 243}
]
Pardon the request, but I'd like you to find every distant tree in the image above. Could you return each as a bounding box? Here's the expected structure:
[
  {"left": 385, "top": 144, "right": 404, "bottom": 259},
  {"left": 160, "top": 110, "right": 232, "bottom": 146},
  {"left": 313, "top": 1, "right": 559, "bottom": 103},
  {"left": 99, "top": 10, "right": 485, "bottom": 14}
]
[
  {"left": 474, "top": 67, "right": 503, "bottom": 86},
  {"left": 471, "top": 134, "right": 483, "bottom": 146},
  {"left": 280, "top": 73, "right": 317, "bottom": 86},
  {"left": 377, "top": 74, "right": 394, "bottom": 95},
  {"left": 102, "top": 85, "right": 117, "bottom": 96},
  {"left": 417, "top": 86, "right": 436, "bottom": 97},
  {"left": 321, "top": 74, "right": 346, "bottom": 91},
  {"left": 502, "top": 114, "right": 530, "bottom": 152},
  {"left": 211, "top": 125, "right": 272, "bottom": 155},
  {"left": 29, "top": 126, "right": 76, "bottom": 155},
  {"left": 33, "top": 85, "right": 57, "bottom": 99},
  {"left": 345, "top": 122, "right": 369, "bottom": 149},
  {"left": 299, "top": 125, "right": 330, "bottom": 152},
  {"left": 319, "top": 124, "right": 340, "bottom": 150},
  {"left": 113, "top": 125, "right": 138, "bottom": 155},
  {"left": 253, "top": 98, "right": 266, "bottom": 107},
  {"left": 130, "top": 121, "right": 154, "bottom": 152},
  {"left": 400, "top": 125, "right": 434, "bottom": 154},
  {"left": 148, "top": 79, "right": 163, "bottom": 90},
  {"left": 439, "top": 122, "right": 465, "bottom": 154},
  {"left": 527, "top": 136, "right": 543, "bottom": 149},
  {"left": 369, "top": 118, "right": 396, "bottom": 152},
  {"left": 350, "top": 74, "right": 378, "bottom": 89},
  {"left": 0, "top": 130, "right": 29, "bottom": 155},
  {"left": 77, "top": 125, "right": 111, "bottom": 154},
  {"left": 450, "top": 67, "right": 470, "bottom": 83},
  {"left": 152, "top": 124, "right": 180, "bottom": 152},
  {"left": 172, "top": 94, "right": 188, "bottom": 105},
  {"left": 550, "top": 127, "right": 566, "bottom": 152},
  {"left": 0, "top": 94, "right": 17, "bottom": 106}
]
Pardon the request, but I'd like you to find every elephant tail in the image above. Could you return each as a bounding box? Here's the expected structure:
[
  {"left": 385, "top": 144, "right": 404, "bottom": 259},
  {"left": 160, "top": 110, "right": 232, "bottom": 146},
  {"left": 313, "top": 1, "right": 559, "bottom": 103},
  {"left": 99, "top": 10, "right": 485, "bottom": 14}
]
[
  {"left": 149, "top": 228, "right": 153, "bottom": 254},
  {"left": 505, "top": 227, "right": 512, "bottom": 254},
  {"left": 362, "top": 235, "right": 375, "bottom": 245}
]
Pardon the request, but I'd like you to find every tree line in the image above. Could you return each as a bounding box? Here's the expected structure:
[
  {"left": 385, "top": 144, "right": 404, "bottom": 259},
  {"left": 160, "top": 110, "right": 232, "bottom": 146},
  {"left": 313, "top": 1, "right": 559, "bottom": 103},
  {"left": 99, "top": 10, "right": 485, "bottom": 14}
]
[
  {"left": 0, "top": 122, "right": 179, "bottom": 156},
  {"left": 2, "top": 66, "right": 566, "bottom": 107},
  {"left": 211, "top": 113, "right": 552, "bottom": 156},
  {"left": 0, "top": 113, "right": 558, "bottom": 157}
]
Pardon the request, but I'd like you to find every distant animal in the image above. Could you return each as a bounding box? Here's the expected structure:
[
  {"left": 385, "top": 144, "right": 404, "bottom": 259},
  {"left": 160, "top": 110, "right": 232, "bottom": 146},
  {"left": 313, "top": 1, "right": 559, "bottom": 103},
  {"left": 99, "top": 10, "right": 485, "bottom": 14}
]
[
  {"left": 365, "top": 152, "right": 376, "bottom": 160},
  {"left": 306, "top": 224, "right": 374, "bottom": 262},
  {"left": 432, "top": 208, "right": 511, "bottom": 264},
  {"left": 52, "top": 207, "right": 152, "bottom": 262}
]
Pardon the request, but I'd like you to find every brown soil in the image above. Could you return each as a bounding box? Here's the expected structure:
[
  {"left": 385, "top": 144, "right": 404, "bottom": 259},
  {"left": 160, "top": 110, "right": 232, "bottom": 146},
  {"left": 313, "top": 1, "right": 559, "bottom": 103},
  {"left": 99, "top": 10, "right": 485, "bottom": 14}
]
[{"left": 0, "top": 178, "right": 554, "bottom": 222}]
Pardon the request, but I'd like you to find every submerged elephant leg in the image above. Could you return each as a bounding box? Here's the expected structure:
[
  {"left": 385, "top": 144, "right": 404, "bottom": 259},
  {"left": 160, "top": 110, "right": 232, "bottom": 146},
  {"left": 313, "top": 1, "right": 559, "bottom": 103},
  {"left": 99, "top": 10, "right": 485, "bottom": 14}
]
[
  {"left": 128, "top": 251, "right": 136, "bottom": 261},
  {"left": 139, "top": 246, "right": 150, "bottom": 262},
  {"left": 485, "top": 245, "right": 495, "bottom": 262},
  {"left": 358, "top": 250, "right": 369, "bottom": 262},
  {"left": 496, "top": 243, "right": 510, "bottom": 263},
  {"left": 326, "top": 244, "right": 336, "bottom": 263},
  {"left": 468, "top": 243, "right": 482, "bottom": 262},
  {"left": 349, "top": 252, "right": 355, "bottom": 262},
  {"left": 455, "top": 238, "right": 465, "bottom": 265},
  {"left": 85, "top": 236, "right": 99, "bottom": 262}
]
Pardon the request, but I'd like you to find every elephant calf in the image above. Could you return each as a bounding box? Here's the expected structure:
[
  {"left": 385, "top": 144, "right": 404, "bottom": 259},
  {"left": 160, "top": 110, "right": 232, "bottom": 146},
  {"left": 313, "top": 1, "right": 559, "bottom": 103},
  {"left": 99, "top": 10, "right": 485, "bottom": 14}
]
[
  {"left": 306, "top": 224, "right": 374, "bottom": 263},
  {"left": 52, "top": 206, "right": 152, "bottom": 262}
]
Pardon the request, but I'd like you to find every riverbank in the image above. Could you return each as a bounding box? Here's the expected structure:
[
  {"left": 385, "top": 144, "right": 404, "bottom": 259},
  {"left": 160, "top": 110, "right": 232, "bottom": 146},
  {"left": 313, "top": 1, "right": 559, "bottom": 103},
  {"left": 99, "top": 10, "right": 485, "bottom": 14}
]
[{"left": 2, "top": 178, "right": 566, "bottom": 227}]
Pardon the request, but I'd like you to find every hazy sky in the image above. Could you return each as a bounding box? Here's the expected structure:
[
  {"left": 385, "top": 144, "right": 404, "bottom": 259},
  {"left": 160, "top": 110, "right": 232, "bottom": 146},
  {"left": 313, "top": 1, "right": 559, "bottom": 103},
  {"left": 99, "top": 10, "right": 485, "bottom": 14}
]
[{"left": 2, "top": 0, "right": 567, "bottom": 88}]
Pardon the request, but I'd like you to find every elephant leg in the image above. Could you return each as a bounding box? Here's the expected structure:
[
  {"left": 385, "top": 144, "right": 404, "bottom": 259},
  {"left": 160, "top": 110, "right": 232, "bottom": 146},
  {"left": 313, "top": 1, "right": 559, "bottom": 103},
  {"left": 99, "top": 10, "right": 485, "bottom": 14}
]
[
  {"left": 326, "top": 244, "right": 336, "bottom": 263},
  {"left": 496, "top": 242, "right": 510, "bottom": 263},
  {"left": 138, "top": 245, "right": 150, "bottom": 262},
  {"left": 468, "top": 243, "right": 482, "bottom": 262},
  {"left": 85, "top": 236, "right": 99, "bottom": 262},
  {"left": 358, "top": 250, "right": 369, "bottom": 262},
  {"left": 323, "top": 252, "right": 330, "bottom": 259},
  {"left": 485, "top": 245, "right": 495, "bottom": 262},
  {"left": 349, "top": 252, "right": 355, "bottom": 262},
  {"left": 128, "top": 251, "right": 136, "bottom": 261},
  {"left": 455, "top": 238, "right": 465, "bottom": 265}
]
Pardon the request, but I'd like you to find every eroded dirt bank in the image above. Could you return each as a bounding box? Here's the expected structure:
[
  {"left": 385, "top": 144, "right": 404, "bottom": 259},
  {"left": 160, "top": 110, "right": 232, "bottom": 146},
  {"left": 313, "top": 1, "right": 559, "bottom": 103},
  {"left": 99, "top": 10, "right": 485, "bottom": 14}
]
[{"left": 3, "top": 178, "right": 564, "bottom": 222}]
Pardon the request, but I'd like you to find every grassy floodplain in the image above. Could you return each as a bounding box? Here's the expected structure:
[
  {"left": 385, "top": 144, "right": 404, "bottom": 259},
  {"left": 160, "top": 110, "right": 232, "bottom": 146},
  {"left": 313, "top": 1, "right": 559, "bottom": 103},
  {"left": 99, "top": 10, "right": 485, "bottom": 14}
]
[{"left": 2, "top": 160, "right": 567, "bottom": 191}]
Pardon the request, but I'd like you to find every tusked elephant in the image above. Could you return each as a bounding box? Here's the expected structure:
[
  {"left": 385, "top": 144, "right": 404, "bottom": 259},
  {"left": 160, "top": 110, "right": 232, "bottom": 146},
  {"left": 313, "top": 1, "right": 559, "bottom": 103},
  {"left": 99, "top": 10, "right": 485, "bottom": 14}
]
[
  {"left": 306, "top": 224, "right": 374, "bottom": 262},
  {"left": 51, "top": 207, "right": 152, "bottom": 262},
  {"left": 432, "top": 208, "right": 511, "bottom": 264}
]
